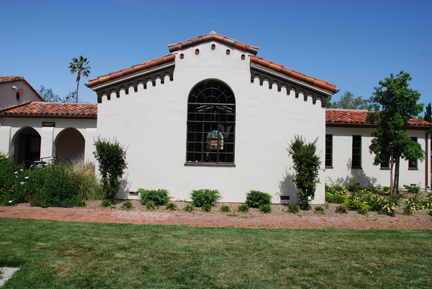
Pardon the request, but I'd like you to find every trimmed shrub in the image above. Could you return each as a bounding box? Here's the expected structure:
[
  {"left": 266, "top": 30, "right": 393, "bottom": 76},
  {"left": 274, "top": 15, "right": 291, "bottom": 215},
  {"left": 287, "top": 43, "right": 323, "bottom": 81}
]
[
  {"left": 93, "top": 137, "right": 127, "bottom": 202},
  {"left": 287, "top": 204, "right": 300, "bottom": 214},
  {"left": 139, "top": 189, "right": 170, "bottom": 206},
  {"left": 428, "top": 210, "right": 432, "bottom": 217},
  {"left": 335, "top": 205, "right": 347, "bottom": 214},
  {"left": 314, "top": 206, "right": 324, "bottom": 214},
  {"left": 220, "top": 205, "right": 230, "bottom": 212},
  {"left": 288, "top": 136, "right": 321, "bottom": 209},
  {"left": 166, "top": 202, "right": 177, "bottom": 211},
  {"left": 202, "top": 204, "right": 212, "bottom": 212},
  {"left": 238, "top": 204, "right": 249, "bottom": 213},
  {"left": 259, "top": 204, "right": 271, "bottom": 213},
  {"left": 184, "top": 203, "right": 194, "bottom": 212},
  {"left": 246, "top": 190, "right": 272, "bottom": 208},
  {"left": 190, "top": 189, "right": 221, "bottom": 207}
]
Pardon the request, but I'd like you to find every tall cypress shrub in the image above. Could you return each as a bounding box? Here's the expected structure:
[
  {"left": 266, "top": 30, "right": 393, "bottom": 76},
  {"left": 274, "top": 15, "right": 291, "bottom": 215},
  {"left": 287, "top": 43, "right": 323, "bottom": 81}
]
[
  {"left": 94, "top": 137, "right": 127, "bottom": 203},
  {"left": 288, "top": 136, "right": 321, "bottom": 209}
]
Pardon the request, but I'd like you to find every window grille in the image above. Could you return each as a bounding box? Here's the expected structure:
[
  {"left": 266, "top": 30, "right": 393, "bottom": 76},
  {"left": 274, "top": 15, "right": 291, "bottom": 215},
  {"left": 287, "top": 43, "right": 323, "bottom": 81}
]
[
  {"left": 352, "top": 135, "right": 362, "bottom": 169},
  {"left": 186, "top": 80, "right": 235, "bottom": 165}
]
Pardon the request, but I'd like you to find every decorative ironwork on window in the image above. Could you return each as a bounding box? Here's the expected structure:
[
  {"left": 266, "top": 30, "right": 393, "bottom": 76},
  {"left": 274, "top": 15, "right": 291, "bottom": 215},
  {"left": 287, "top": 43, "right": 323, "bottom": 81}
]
[{"left": 186, "top": 80, "right": 235, "bottom": 165}]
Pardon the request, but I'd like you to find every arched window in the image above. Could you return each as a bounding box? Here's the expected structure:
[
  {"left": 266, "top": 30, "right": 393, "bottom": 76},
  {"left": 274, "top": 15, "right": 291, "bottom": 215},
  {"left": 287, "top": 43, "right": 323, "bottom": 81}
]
[{"left": 186, "top": 80, "right": 235, "bottom": 165}]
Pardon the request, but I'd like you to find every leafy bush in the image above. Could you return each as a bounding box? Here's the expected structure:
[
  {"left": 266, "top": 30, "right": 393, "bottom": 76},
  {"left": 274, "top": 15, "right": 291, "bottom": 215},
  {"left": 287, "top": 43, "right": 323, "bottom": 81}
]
[
  {"left": 121, "top": 201, "right": 133, "bottom": 210},
  {"left": 346, "top": 179, "right": 361, "bottom": 193},
  {"left": 314, "top": 206, "right": 324, "bottom": 214},
  {"left": 94, "top": 137, "right": 127, "bottom": 202},
  {"left": 286, "top": 204, "right": 300, "bottom": 214},
  {"left": 378, "top": 197, "right": 399, "bottom": 217},
  {"left": 220, "top": 205, "right": 230, "bottom": 212},
  {"left": 202, "top": 204, "right": 212, "bottom": 212},
  {"left": 288, "top": 136, "right": 321, "bottom": 209},
  {"left": 357, "top": 205, "right": 369, "bottom": 215},
  {"left": 184, "top": 203, "right": 194, "bottom": 212},
  {"left": 146, "top": 201, "right": 156, "bottom": 210},
  {"left": 246, "top": 190, "right": 272, "bottom": 208},
  {"left": 405, "top": 197, "right": 427, "bottom": 212},
  {"left": 335, "top": 205, "right": 347, "bottom": 214},
  {"left": 190, "top": 189, "right": 220, "bottom": 207},
  {"left": 403, "top": 206, "right": 413, "bottom": 216},
  {"left": 428, "top": 210, "right": 432, "bottom": 217},
  {"left": 0, "top": 158, "right": 29, "bottom": 206},
  {"left": 326, "top": 193, "right": 347, "bottom": 204},
  {"left": 101, "top": 200, "right": 111, "bottom": 207},
  {"left": 403, "top": 185, "right": 420, "bottom": 197},
  {"left": 325, "top": 185, "right": 349, "bottom": 204},
  {"left": 139, "top": 189, "right": 170, "bottom": 206},
  {"left": 238, "top": 204, "right": 249, "bottom": 213},
  {"left": 259, "top": 204, "right": 271, "bottom": 213},
  {"left": 76, "top": 199, "right": 86, "bottom": 207},
  {"left": 28, "top": 163, "right": 80, "bottom": 208},
  {"left": 166, "top": 202, "right": 177, "bottom": 211},
  {"left": 343, "top": 199, "right": 364, "bottom": 211}
]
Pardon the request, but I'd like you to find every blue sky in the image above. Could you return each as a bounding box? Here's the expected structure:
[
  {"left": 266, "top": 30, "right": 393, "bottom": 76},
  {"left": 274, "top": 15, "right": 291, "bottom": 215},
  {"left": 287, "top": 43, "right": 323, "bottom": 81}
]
[{"left": 1, "top": 0, "right": 431, "bottom": 111}]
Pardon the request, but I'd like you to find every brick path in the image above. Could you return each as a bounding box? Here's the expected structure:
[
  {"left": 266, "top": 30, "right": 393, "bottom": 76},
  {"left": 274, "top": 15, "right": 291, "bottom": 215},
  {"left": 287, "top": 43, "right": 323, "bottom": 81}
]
[{"left": 1, "top": 205, "right": 431, "bottom": 229}]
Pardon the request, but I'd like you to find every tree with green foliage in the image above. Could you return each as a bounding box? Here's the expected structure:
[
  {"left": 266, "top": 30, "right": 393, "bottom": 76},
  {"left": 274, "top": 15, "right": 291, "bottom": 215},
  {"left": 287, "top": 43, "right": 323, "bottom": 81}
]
[
  {"left": 327, "top": 91, "right": 371, "bottom": 109},
  {"left": 69, "top": 56, "right": 91, "bottom": 103},
  {"left": 288, "top": 136, "right": 321, "bottom": 209},
  {"left": 39, "top": 86, "right": 77, "bottom": 102},
  {"left": 367, "top": 71, "right": 424, "bottom": 195},
  {"left": 93, "top": 137, "right": 127, "bottom": 203},
  {"left": 424, "top": 103, "right": 431, "bottom": 122}
]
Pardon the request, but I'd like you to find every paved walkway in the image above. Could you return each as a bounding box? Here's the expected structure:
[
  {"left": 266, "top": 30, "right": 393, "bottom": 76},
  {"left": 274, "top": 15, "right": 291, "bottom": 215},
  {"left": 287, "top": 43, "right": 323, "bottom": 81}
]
[{"left": 1, "top": 205, "right": 431, "bottom": 229}]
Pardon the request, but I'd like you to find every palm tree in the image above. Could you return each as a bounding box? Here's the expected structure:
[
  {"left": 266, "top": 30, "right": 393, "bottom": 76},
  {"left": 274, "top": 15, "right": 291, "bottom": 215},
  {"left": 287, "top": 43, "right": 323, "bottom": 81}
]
[{"left": 69, "top": 56, "right": 91, "bottom": 103}]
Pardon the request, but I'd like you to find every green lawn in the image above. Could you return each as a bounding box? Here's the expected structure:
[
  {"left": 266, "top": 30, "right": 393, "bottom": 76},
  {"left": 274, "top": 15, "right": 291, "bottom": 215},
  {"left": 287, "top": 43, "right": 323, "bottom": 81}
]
[{"left": 0, "top": 218, "right": 431, "bottom": 288}]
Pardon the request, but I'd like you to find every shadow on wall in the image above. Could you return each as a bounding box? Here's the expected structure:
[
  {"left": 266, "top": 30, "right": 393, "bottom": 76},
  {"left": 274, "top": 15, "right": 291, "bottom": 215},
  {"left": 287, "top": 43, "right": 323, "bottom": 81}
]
[
  {"left": 116, "top": 172, "right": 131, "bottom": 199},
  {"left": 326, "top": 168, "right": 378, "bottom": 188},
  {"left": 278, "top": 170, "right": 298, "bottom": 204}
]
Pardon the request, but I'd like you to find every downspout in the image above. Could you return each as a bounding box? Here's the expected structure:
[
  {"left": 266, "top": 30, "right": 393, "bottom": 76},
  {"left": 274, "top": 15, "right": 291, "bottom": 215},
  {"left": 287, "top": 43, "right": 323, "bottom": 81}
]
[{"left": 426, "top": 129, "right": 431, "bottom": 190}]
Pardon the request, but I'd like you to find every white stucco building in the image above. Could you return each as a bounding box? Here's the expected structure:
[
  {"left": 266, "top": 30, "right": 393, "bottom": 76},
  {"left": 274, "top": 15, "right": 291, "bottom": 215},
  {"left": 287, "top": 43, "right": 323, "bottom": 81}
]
[
  {"left": 1, "top": 33, "right": 431, "bottom": 204},
  {"left": 0, "top": 76, "right": 97, "bottom": 166}
]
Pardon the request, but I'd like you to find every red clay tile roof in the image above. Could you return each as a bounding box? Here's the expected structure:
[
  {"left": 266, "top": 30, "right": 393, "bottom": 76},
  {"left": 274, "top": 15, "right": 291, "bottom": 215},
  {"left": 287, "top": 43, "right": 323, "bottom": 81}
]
[
  {"left": 251, "top": 56, "right": 337, "bottom": 93},
  {"left": 0, "top": 102, "right": 97, "bottom": 118},
  {"left": 326, "top": 109, "right": 432, "bottom": 128},
  {"left": 0, "top": 75, "right": 44, "bottom": 101},
  {"left": 87, "top": 54, "right": 175, "bottom": 88},
  {"left": 0, "top": 76, "right": 25, "bottom": 83},
  {"left": 168, "top": 33, "right": 259, "bottom": 55}
]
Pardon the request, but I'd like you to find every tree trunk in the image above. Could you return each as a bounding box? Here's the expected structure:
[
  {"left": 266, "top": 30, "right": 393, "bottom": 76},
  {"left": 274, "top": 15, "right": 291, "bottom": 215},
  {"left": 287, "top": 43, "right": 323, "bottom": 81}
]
[
  {"left": 394, "top": 158, "right": 400, "bottom": 195},
  {"left": 76, "top": 81, "right": 79, "bottom": 103}
]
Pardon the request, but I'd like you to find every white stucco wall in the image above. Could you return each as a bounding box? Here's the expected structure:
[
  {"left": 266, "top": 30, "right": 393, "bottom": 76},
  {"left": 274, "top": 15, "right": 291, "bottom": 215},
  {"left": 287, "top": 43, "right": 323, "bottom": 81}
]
[
  {"left": 0, "top": 80, "right": 42, "bottom": 111},
  {"left": 97, "top": 42, "right": 327, "bottom": 203},
  {"left": 0, "top": 117, "right": 97, "bottom": 163},
  {"left": 324, "top": 127, "right": 430, "bottom": 189}
]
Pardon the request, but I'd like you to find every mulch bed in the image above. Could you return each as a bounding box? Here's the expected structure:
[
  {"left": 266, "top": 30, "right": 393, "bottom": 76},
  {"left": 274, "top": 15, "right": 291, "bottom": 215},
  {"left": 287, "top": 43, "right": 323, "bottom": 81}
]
[{"left": 85, "top": 191, "right": 432, "bottom": 220}]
